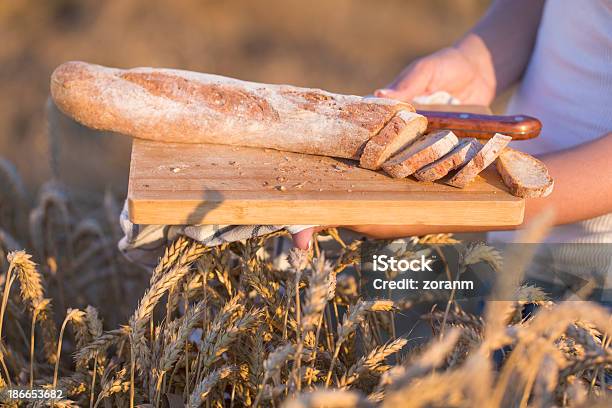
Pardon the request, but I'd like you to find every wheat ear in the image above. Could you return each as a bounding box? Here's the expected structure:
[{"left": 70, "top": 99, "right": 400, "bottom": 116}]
[
  {"left": 254, "top": 343, "right": 296, "bottom": 407},
  {"left": 325, "top": 300, "right": 396, "bottom": 387},
  {"left": 93, "top": 367, "right": 129, "bottom": 408},
  {"left": 340, "top": 338, "right": 408, "bottom": 389},
  {"left": 74, "top": 326, "right": 129, "bottom": 367},
  {"left": 188, "top": 365, "right": 234, "bottom": 408},
  {"left": 53, "top": 309, "right": 86, "bottom": 389}
]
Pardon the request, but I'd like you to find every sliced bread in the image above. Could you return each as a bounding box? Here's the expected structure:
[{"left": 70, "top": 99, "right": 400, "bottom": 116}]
[
  {"left": 359, "top": 111, "right": 428, "bottom": 170},
  {"left": 447, "top": 133, "right": 512, "bottom": 188},
  {"left": 381, "top": 130, "right": 459, "bottom": 178},
  {"left": 496, "top": 148, "right": 554, "bottom": 197},
  {"left": 414, "top": 138, "right": 481, "bottom": 182}
]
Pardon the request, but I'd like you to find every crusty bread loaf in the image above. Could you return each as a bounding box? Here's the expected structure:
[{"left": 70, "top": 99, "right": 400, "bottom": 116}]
[
  {"left": 447, "top": 133, "right": 511, "bottom": 188},
  {"left": 50, "top": 61, "right": 414, "bottom": 160},
  {"left": 381, "top": 130, "right": 459, "bottom": 178},
  {"left": 414, "top": 138, "right": 481, "bottom": 182},
  {"left": 359, "top": 111, "right": 427, "bottom": 170},
  {"left": 496, "top": 148, "right": 554, "bottom": 197}
]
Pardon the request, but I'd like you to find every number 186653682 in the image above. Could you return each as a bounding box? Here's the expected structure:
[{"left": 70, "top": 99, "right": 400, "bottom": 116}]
[{"left": 1, "top": 387, "right": 64, "bottom": 402}]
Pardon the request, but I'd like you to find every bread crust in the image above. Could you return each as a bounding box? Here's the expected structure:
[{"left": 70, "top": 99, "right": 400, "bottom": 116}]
[
  {"left": 381, "top": 130, "right": 459, "bottom": 178},
  {"left": 447, "top": 133, "right": 511, "bottom": 188},
  {"left": 414, "top": 138, "right": 481, "bottom": 182},
  {"left": 50, "top": 61, "right": 414, "bottom": 160},
  {"left": 359, "top": 111, "right": 427, "bottom": 170},
  {"left": 495, "top": 148, "right": 554, "bottom": 198}
]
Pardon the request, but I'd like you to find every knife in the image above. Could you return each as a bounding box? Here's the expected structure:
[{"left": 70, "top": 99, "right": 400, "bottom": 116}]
[{"left": 416, "top": 108, "right": 541, "bottom": 140}]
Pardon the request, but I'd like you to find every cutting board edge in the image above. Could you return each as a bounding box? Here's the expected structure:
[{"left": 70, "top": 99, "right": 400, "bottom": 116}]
[{"left": 127, "top": 196, "right": 525, "bottom": 226}]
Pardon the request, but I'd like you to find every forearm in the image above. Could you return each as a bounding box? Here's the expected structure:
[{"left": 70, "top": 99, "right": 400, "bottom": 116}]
[
  {"left": 456, "top": 0, "right": 545, "bottom": 95},
  {"left": 347, "top": 133, "right": 612, "bottom": 240},
  {"left": 525, "top": 132, "right": 612, "bottom": 225}
]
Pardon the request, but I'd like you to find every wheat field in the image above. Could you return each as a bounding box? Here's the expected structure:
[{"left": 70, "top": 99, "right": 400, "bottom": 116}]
[{"left": 0, "top": 158, "right": 611, "bottom": 407}]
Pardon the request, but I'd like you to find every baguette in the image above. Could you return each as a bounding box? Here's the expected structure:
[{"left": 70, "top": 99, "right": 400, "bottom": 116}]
[
  {"left": 381, "top": 130, "right": 459, "bottom": 178},
  {"left": 359, "top": 111, "right": 427, "bottom": 170},
  {"left": 50, "top": 61, "right": 414, "bottom": 160},
  {"left": 496, "top": 148, "right": 554, "bottom": 197},
  {"left": 447, "top": 133, "right": 511, "bottom": 188},
  {"left": 414, "top": 138, "right": 481, "bottom": 182}
]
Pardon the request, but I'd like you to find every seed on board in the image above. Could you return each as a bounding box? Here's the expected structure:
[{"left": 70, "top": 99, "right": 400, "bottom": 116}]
[
  {"left": 276, "top": 185, "right": 286, "bottom": 191},
  {"left": 171, "top": 167, "right": 181, "bottom": 173},
  {"left": 293, "top": 181, "right": 307, "bottom": 189}
]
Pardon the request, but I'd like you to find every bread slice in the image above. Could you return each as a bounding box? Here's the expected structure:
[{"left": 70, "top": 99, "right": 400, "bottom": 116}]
[
  {"left": 381, "top": 130, "right": 459, "bottom": 178},
  {"left": 447, "top": 133, "right": 511, "bottom": 188},
  {"left": 496, "top": 148, "right": 554, "bottom": 197},
  {"left": 359, "top": 111, "right": 427, "bottom": 170},
  {"left": 414, "top": 138, "right": 481, "bottom": 182}
]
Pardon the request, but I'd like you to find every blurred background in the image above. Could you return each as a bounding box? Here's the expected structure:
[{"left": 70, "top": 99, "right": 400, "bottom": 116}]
[{"left": 0, "top": 0, "right": 493, "bottom": 200}]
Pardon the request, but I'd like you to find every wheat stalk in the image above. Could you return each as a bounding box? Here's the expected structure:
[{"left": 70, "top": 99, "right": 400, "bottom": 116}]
[
  {"left": 53, "top": 309, "right": 86, "bottom": 389},
  {"left": 188, "top": 365, "right": 234, "bottom": 408},
  {"left": 199, "top": 308, "right": 262, "bottom": 370},
  {"left": 93, "top": 367, "right": 129, "bottom": 408},
  {"left": 339, "top": 337, "right": 407, "bottom": 389},
  {"left": 253, "top": 343, "right": 296, "bottom": 407},
  {"left": 384, "top": 327, "right": 461, "bottom": 392},
  {"left": 152, "top": 299, "right": 208, "bottom": 405},
  {"left": 74, "top": 326, "right": 129, "bottom": 366},
  {"left": 325, "top": 300, "right": 396, "bottom": 387}
]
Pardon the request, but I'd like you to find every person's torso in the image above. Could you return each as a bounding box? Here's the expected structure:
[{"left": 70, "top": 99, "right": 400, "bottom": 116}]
[{"left": 498, "top": 0, "right": 612, "bottom": 244}]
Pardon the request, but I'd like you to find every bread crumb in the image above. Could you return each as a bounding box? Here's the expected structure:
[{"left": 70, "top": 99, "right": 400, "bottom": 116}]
[
  {"left": 229, "top": 161, "right": 237, "bottom": 165},
  {"left": 293, "top": 181, "right": 307, "bottom": 189},
  {"left": 262, "top": 181, "right": 269, "bottom": 186},
  {"left": 276, "top": 176, "right": 286, "bottom": 182},
  {"left": 171, "top": 167, "right": 181, "bottom": 173},
  {"left": 276, "top": 185, "right": 286, "bottom": 191}
]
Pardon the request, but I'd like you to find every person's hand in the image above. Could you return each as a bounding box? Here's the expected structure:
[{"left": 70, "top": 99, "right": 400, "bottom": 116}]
[
  {"left": 374, "top": 37, "right": 496, "bottom": 106},
  {"left": 291, "top": 226, "right": 326, "bottom": 250},
  {"left": 291, "top": 227, "right": 315, "bottom": 250}
]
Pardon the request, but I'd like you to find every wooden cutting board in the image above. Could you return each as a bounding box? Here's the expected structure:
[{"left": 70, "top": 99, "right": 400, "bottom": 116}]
[{"left": 128, "top": 105, "right": 525, "bottom": 226}]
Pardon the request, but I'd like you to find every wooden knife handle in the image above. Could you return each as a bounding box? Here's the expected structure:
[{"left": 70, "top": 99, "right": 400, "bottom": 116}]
[{"left": 417, "top": 110, "right": 542, "bottom": 140}]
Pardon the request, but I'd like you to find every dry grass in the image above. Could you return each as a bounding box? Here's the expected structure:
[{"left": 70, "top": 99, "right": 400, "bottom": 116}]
[{"left": 0, "top": 159, "right": 611, "bottom": 407}]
